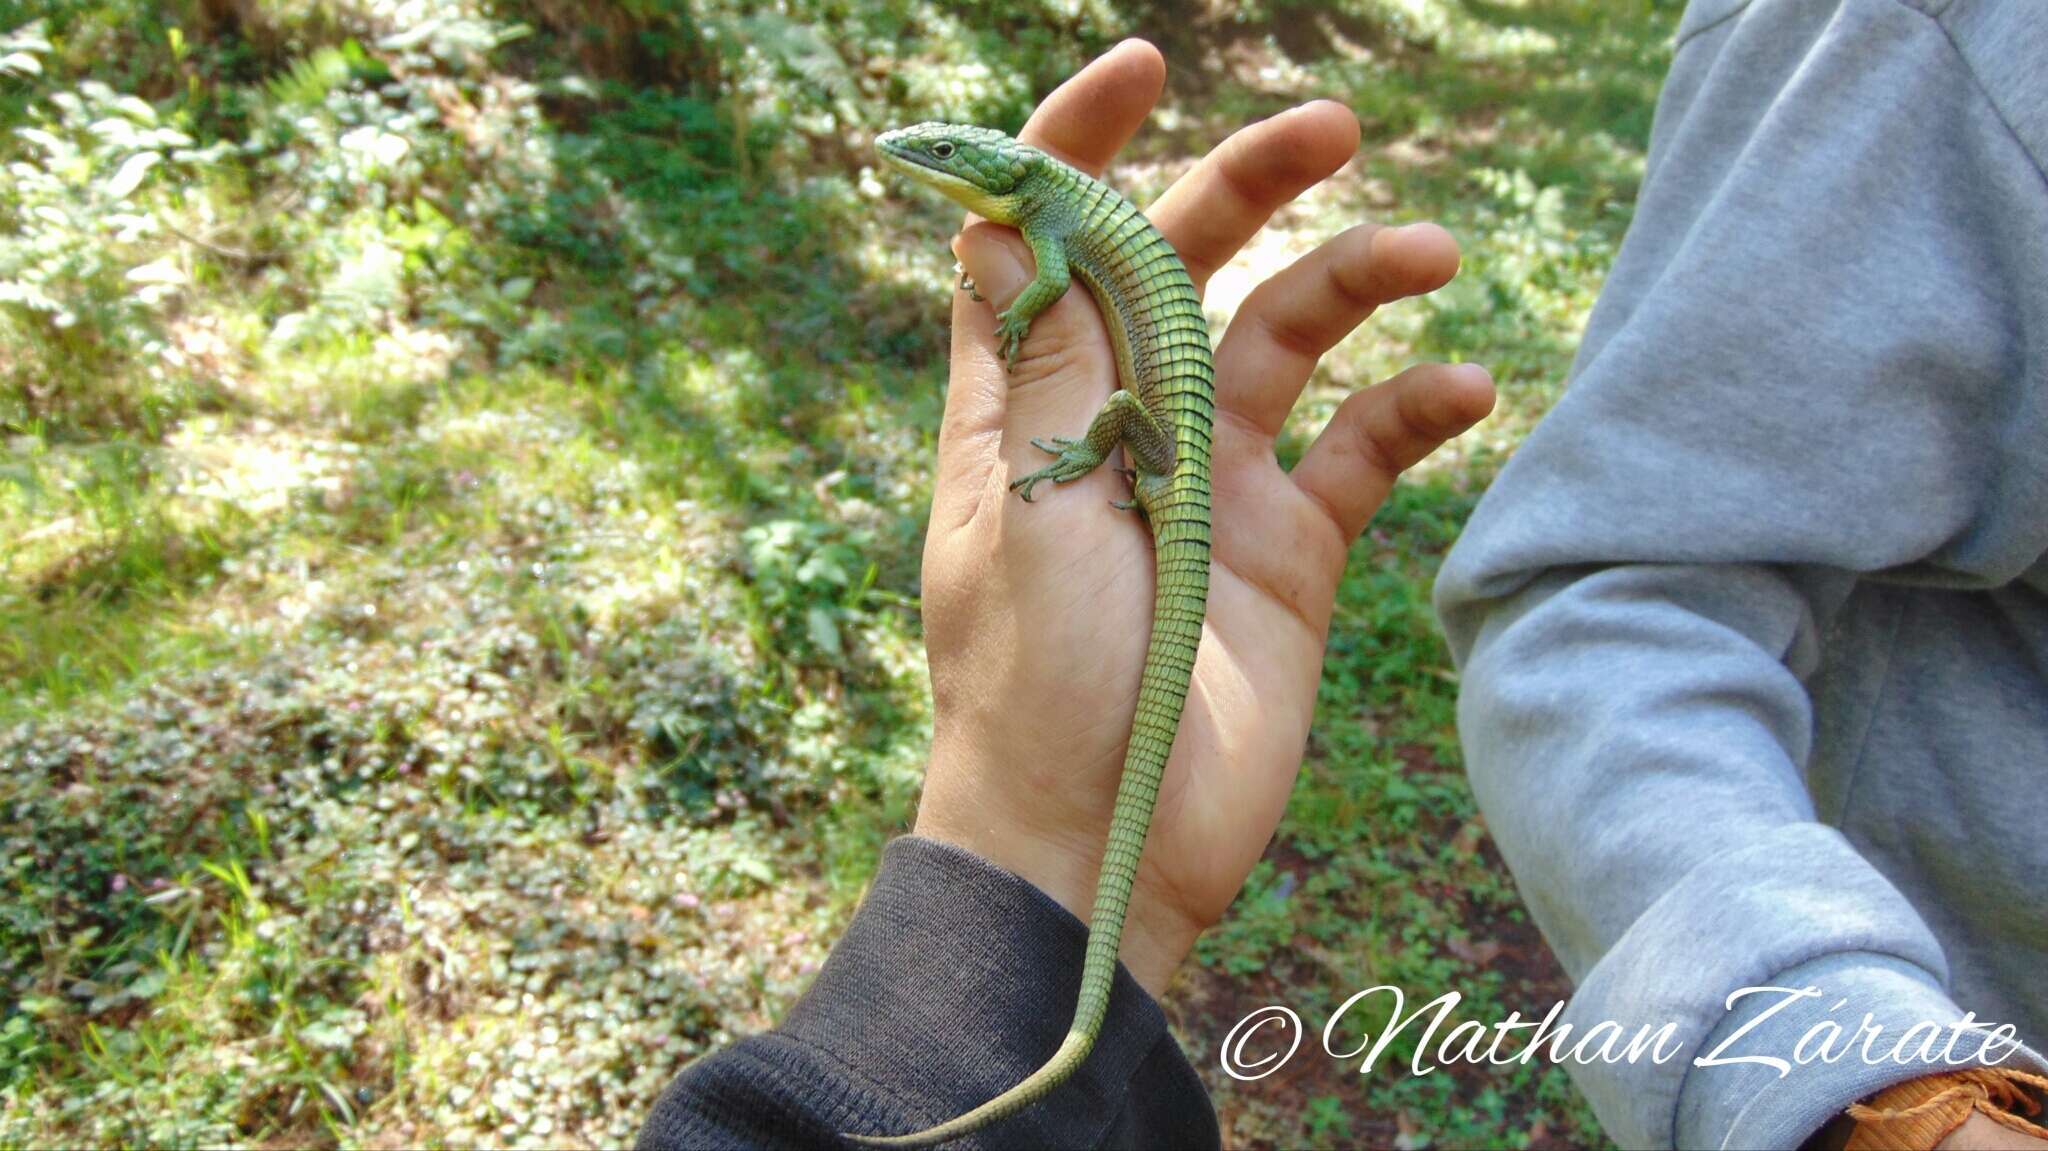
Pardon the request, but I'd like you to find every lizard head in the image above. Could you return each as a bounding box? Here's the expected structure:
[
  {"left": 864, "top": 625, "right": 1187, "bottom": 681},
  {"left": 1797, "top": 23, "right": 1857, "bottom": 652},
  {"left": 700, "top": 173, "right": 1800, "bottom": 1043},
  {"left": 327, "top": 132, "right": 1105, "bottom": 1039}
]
[{"left": 876, "top": 123, "right": 1043, "bottom": 227}]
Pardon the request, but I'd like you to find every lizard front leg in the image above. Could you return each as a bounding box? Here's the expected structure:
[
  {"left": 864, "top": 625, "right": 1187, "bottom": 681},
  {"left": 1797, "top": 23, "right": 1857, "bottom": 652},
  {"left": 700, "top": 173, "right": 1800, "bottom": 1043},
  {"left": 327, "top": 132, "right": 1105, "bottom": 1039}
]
[
  {"left": 1011, "top": 390, "right": 1175, "bottom": 504},
  {"left": 993, "top": 227, "right": 1072, "bottom": 370}
]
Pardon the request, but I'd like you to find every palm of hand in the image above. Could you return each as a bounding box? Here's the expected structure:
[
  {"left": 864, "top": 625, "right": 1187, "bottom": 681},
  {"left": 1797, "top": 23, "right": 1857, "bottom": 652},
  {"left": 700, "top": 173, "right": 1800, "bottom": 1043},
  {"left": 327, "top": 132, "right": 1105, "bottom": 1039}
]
[
  {"left": 909, "top": 41, "right": 1494, "bottom": 993},
  {"left": 921, "top": 265, "right": 1335, "bottom": 956}
]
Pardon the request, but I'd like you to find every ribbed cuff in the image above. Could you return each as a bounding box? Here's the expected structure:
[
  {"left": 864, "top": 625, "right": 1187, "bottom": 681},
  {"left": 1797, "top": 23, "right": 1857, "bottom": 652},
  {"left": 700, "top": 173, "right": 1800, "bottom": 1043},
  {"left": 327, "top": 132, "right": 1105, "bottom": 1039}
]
[
  {"left": 782, "top": 835, "right": 1217, "bottom": 1148},
  {"left": 1674, "top": 952, "right": 2048, "bottom": 1150},
  {"left": 1844, "top": 1066, "right": 2048, "bottom": 1150}
]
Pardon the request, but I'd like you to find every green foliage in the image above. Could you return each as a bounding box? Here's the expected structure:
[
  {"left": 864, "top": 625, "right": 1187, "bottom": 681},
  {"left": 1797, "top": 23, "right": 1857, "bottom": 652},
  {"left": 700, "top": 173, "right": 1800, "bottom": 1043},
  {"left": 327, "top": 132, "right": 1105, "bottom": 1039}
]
[
  {"left": 0, "top": 21, "right": 225, "bottom": 435},
  {"left": 264, "top": 40, "right": 388, "bottom": 108},
  {"left": 740, "top": 518, "right": 877, "bottom": 666},
  {"left": 1304, "top": 1093, "right": 1355, "bottom": 1143},
  {"left": 0, "top": 0, "right": 1674, "bottom": 1146}
]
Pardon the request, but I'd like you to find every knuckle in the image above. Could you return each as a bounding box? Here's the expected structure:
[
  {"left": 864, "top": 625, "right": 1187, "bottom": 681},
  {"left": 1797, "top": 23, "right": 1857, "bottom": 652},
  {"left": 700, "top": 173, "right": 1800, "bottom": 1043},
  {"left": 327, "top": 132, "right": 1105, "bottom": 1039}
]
[
  {"left": 1327, "top": 224, "right": 1388, "bottom": 308},
  {"left": 1335, "top": 389, "right": 1400, "bottom": 476}
]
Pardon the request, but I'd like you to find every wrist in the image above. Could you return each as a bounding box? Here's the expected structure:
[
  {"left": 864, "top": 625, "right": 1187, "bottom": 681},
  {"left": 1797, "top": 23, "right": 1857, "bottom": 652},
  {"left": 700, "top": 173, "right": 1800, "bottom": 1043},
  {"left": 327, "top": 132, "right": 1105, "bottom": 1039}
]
[
  {"left": 1846, "top": 1068, "right": 2048, "bottom": 1151},
  {"left": 914, "top": 802, "right": 1198, "bottom": 998}
]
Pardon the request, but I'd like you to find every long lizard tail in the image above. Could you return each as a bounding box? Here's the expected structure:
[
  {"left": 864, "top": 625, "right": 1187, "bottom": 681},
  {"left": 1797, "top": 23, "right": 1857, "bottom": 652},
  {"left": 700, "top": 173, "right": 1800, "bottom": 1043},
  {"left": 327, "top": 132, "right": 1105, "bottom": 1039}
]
[{"left": 846, "top": 521, "right": 1208, "bottom": 1148}]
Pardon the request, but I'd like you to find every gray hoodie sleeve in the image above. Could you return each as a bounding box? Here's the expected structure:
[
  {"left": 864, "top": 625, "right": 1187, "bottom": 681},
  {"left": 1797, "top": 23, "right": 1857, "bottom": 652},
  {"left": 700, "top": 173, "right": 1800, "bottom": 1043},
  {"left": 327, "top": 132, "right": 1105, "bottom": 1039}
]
[{"left": 1432, "top": 2, "right": 2048, "bottom": 1148}]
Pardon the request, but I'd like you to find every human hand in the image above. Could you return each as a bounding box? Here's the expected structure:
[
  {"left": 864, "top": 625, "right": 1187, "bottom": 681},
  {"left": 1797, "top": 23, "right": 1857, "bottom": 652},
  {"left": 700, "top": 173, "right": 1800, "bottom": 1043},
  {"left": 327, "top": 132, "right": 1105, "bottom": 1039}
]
[
  {"left": 909, "top": 39, "right": 1496, "bottom": 996},
  {"left": 1937, "top": 1113, "right": 2048, "bottom": 1150}
]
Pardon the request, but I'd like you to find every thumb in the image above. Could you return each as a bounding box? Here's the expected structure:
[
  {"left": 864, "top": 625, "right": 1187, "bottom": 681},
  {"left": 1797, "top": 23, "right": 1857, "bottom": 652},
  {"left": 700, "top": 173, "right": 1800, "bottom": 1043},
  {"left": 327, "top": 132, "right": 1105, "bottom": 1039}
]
[{"left": 924, "top": 223, "right": 1027, "bottom": 532}]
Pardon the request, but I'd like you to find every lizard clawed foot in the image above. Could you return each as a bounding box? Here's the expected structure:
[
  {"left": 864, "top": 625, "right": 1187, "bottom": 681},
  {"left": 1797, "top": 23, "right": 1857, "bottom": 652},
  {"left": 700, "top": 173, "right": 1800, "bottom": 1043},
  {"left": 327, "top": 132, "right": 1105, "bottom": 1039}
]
[
  {"left": 1109, "top": 468, "right": 1144, "bottom": 512},
  {"left": 994, "top": 307, "right": 1030, "bottom": 370},
  {"left": 1010, "top": 439, "right": 1105, "bottom": 503},
  {"left": 955, "top": 265, "right": 983, "bottom": 302},
  {"left": 1030, "top": 435, "right": 1083, "bottom": 456}
]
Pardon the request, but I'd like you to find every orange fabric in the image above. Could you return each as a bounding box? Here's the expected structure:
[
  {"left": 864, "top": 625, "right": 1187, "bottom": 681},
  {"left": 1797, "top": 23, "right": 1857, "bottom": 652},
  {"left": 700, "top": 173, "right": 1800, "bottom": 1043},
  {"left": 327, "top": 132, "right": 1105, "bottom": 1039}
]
[{"left": 1844, "top": 1068, "right": 2048, "bottom": 1151}]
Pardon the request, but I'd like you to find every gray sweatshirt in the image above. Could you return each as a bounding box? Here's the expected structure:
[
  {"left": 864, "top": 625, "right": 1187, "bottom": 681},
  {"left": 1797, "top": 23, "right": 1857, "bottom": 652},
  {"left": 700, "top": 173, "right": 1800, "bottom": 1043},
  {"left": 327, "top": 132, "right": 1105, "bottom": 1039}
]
[{"left": 1433, "top": 2, "right": 2048, "bottom": 1148}]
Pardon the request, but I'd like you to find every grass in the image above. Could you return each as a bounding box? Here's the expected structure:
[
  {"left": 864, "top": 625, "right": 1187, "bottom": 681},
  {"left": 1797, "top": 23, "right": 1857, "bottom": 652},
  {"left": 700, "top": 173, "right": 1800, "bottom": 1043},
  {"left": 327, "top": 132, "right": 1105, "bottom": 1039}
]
[{"left": 0, "top": 1, "right": 1680, "bottom": 1146}]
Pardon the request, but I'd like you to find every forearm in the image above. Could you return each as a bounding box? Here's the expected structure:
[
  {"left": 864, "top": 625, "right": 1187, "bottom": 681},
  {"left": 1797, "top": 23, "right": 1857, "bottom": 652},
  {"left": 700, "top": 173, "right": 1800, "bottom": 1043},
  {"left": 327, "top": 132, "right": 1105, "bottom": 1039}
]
[
  {"left": 1446, "top": 567, "right": 2044, "bottom": 1148},
  {"left": 636, "top": 836, "right": 1218, "bottom": 1150}
]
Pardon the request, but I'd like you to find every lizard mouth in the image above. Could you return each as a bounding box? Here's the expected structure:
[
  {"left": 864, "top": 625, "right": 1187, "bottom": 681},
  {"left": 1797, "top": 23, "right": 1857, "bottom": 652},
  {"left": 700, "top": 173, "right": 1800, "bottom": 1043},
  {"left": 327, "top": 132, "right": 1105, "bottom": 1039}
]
[
  {"left": 874, "top": 131, "right": 950, "bottom": 180},
  {"left": 875, "top": 134, "right": 998, "bottom": 215}
]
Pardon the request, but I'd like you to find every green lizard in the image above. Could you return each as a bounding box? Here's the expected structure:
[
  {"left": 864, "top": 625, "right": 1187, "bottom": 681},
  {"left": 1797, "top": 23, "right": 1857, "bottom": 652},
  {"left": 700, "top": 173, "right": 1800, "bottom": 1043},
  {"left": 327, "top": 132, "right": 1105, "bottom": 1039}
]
[{"left": 854, "top": 122, "right": 1213, "bottom": 1147}]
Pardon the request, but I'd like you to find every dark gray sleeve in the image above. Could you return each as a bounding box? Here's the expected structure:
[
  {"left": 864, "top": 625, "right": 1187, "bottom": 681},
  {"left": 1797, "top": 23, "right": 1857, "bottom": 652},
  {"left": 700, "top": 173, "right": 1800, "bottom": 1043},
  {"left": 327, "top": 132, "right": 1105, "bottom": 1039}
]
[{"left": 635, "top": 835, "right": 1218, "bottom": 1151}]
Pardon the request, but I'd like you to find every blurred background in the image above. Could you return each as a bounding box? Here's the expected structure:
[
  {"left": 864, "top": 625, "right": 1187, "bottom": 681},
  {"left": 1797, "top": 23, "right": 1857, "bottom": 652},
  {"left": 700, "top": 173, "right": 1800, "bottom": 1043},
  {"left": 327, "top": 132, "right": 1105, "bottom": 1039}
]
[{"left": 0, "top": 1, "right": 1678, "bottom": 1146}]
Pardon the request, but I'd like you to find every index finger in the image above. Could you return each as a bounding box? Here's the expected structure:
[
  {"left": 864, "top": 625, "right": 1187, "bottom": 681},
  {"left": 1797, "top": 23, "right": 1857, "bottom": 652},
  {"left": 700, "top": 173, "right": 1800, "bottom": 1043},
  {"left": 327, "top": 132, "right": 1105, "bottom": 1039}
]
[{"left": 1016, "top": 38, "right": 1165, "bottom": 177}]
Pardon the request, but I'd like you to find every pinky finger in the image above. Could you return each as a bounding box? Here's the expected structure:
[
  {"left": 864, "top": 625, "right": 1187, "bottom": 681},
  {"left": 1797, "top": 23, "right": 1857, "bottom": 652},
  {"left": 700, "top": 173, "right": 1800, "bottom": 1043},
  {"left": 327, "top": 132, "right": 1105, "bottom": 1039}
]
[{"left": 1291, "top": 362, "right": 1496, "bottom": 541}]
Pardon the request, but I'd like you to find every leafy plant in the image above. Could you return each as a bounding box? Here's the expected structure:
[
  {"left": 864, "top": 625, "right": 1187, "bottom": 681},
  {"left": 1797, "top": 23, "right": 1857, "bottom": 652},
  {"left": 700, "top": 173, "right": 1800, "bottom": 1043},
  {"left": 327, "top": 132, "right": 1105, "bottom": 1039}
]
[
  {"left": 0, "top": 22, "right": 225, "bottom": 433},
  {"left": 264, "top": 40, "right": 388, "bottom": 108}
]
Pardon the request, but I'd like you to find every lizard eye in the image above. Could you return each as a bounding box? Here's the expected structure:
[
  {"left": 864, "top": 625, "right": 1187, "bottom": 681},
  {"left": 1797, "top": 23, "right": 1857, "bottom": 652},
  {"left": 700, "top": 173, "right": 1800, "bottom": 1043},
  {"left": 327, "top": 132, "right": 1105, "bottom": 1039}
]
[{"left": 930, "top": 141, "right": 956, "bottom": 159}]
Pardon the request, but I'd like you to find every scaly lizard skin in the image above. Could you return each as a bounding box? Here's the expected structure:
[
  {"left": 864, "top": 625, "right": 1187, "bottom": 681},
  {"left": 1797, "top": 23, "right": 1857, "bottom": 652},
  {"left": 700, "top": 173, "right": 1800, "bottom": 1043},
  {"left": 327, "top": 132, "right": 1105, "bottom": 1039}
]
[{"left": 854, "top": 122, "right": 1213, "bottom": 1147}]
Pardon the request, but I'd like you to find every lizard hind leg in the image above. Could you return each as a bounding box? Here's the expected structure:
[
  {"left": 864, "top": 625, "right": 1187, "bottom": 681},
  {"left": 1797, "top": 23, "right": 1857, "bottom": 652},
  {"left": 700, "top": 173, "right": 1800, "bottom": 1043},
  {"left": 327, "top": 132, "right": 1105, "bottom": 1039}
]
[{"left": 1009, "top": 389, "right": 1173, "bottom": 504}]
